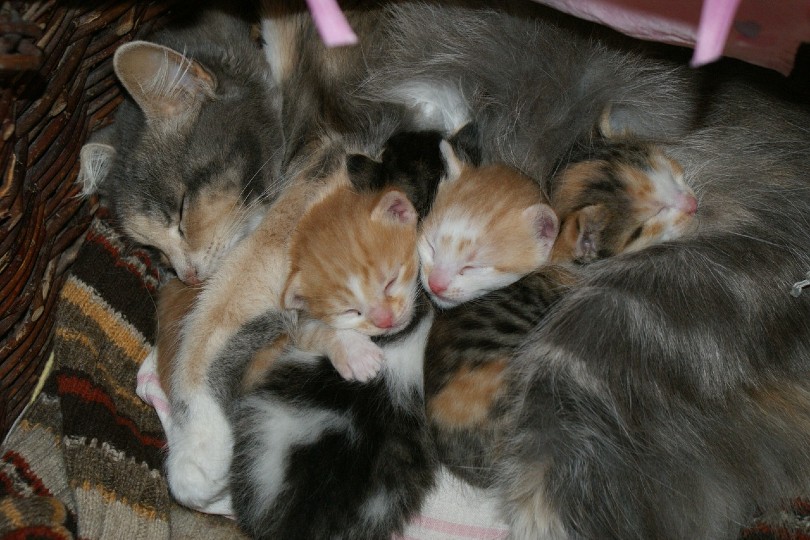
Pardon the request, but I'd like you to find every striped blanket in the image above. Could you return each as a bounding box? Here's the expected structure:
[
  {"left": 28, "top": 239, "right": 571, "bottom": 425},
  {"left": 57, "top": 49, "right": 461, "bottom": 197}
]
[{"left": 1, "top": 211, "right": 808, "bottom": 539}]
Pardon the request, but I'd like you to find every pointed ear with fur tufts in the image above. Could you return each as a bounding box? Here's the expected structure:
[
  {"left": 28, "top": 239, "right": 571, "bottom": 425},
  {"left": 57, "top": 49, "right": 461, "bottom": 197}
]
[
  {"left": 282, "top": 272, "right": 307, "bottom": 311},
  {"left": 113, "top": 41, "right": 217, "bottom": 131},
  {"left": 523, "top": 203, "right": 560, "bottom": 262},
  {"left": 78, "top": 143, "right": 116, "bottom": 196},
  {"left": 371, "top": 189, "right": 417, "bottom": 226}
]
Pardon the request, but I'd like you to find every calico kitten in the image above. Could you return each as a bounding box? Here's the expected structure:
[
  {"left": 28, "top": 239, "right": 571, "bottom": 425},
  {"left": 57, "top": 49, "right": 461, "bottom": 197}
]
[
  {"left": 80, "top": 9, "right": 284, "bottom": 285},
  {"left": 229, "top": 299, "right": 436, "bottom": 540},
  {"left": 424, "top": 137, "right": 696, "bottom": 488},
  {"left": 549, "top": 136, "right": 698, "bottom": 263}
]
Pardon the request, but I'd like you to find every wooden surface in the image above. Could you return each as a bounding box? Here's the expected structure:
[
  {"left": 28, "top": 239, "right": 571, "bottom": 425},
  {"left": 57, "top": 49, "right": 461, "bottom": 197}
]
[{"left": 0, "top": 0, "right": 174, "bottom": 438}]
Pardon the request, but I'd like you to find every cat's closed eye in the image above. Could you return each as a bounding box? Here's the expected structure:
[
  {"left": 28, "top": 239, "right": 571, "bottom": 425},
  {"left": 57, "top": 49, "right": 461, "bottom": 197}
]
[{"left": 178, "top": 193, "right": 189, "bottom": 238}]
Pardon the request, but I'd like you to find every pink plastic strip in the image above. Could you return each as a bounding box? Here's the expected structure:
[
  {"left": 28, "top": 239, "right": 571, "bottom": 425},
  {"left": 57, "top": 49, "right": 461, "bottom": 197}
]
[
  {"left": 305, "top": 0, "right": 359, "bottom": 47},
  {"left": 691, "top": 0, "right": 743, "bottom": 67}
]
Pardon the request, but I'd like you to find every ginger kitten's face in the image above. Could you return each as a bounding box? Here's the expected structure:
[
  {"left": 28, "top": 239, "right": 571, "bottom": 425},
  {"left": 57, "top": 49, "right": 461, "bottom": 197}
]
[
  {"left": 418, "top": 143, "right": 559, "bottom": 309},
  {"left": 285, "top": 188, "right": 420, "bottom": 336},
  {"left": 550, "top": 142, "right": 698, "bottom": 263}
]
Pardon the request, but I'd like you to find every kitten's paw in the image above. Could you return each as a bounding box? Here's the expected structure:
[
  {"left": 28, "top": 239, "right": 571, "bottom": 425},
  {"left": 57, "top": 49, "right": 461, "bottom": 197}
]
[
  {"left": 332, "top": 332, "right": 384, "bottom": 382},
  {"left": 165, "top": 396, "right": 233, "bottom": 515}
]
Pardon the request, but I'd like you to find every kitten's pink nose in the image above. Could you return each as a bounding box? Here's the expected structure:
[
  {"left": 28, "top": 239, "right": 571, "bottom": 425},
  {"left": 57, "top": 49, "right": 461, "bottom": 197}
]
[
  {"left": 181, "top": 269, "right": 202, "bottom": 286},
  {"left": 428, "top": 272, "right": 450, "bottom": 294},
  {"left": 369, "top": 306, "right": 394, "bottom": 329},
  {"left": 677, "top": 193, "right": 698, "bottom": 215}
]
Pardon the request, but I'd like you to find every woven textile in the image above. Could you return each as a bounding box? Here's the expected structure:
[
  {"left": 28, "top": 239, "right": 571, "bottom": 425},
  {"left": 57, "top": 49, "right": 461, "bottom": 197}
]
[{"left": 1, "top": 210, "right": 808, "bottom": 539}]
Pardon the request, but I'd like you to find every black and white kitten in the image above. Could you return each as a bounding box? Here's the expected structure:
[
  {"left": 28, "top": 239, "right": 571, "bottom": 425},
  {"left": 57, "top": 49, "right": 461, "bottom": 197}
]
[{"left": 228, "top": 296, "right": 436, "bottom": 540}]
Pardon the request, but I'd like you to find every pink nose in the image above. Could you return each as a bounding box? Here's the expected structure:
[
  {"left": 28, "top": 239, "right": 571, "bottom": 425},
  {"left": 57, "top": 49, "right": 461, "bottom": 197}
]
[
  {"left": 678, "top": 193, "right": 698, "bottom": 215},
  {"left": 428, "top": 272, "right": 449, "bottom": 294},
  {"left": 182, "top": 269, "right": 201, "bottom": 286},
  {"left": 369, "top": 307, "right": 394, "bottom": 329}
]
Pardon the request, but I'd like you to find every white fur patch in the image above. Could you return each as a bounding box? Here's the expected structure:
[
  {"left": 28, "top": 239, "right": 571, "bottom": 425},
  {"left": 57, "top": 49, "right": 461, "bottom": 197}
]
[
  {"left": 382, "top": 311, "right": 434, "bottom": 405},
  {"left": 165, "top": 392, "right": 234, "bottom": 515},
  {"left": 241, "top": 396, "right": 351, "bottom": 525},
  {"left": 360, "top": 487, "right": 393, "bottom": 525},
  {"left": 78, "top": 143, "right": 115, "bottom": 196},
  {"left": 388, "top": 81, "right": 470, "bottom": 132}
]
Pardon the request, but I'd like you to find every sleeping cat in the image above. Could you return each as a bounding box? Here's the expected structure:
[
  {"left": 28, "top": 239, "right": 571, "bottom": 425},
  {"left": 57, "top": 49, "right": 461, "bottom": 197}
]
[
  {"left": 218, "top": 132, "right": 456, "bottom": 537},
  {"left": 282, "top": 186, "right": 421, "bottom": 381},
  {"left": 149, "top": 182, "right": 429, "bottom": 531},
  {"left": 228, "top": 213, "right": 433, "bottom": 538},
  {"left": 229, "top": 295, "right": 436, "bottom": 540},
  {"left": 424, "top": 137, "right": 697, "bottom": 488},
  {"left": 417, "top": 135, "right": 559, "bottom": 309},
  {"left": 79, "top": 9, "right": 284, "bottom": 285}
]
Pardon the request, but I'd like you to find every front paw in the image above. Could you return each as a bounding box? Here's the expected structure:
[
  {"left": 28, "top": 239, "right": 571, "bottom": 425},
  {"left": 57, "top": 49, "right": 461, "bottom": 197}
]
[
  {"left": 164, "top": 398, "right": 234, "bottom": 515},
  {"left": 332, "top": 332, "right": 384, "bottom": 382}
]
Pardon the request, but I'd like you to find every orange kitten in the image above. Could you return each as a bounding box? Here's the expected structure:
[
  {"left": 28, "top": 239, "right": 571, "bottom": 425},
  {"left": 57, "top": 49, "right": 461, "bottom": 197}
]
[
  {"left": 418, "top": 141, "right": 559, "bottom": 308},
  {"left": 283, "top": 186, "right": 420, "bottom": 381}
]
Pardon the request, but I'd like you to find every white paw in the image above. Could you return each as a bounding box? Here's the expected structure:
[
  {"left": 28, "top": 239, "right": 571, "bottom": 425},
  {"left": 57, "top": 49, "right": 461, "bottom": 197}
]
[
  {"left": 332, "top": 331, "right": 384, "bottom": 382},
  {"left": 164, "top": 395, "right": 234, "bottom": 515}
]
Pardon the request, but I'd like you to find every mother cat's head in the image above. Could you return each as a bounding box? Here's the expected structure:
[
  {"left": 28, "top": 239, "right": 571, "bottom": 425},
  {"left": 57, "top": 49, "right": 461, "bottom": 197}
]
[{"left": 79, "top": 11, "right": 283, "bottom": 285}]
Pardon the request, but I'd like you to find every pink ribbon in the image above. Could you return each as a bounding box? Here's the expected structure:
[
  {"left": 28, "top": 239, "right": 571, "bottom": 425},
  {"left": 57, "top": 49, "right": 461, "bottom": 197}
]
[
  {"left": 305, "top": 0, "right": 358, "bottom": 47},
  {"left": 691, "top": 0, "right": 743, "bottom": 67}
]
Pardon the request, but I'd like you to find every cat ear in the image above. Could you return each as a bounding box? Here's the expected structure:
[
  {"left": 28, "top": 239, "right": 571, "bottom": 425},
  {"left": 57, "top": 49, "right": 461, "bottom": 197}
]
[
  {"left": 347, "top": 154, "right": 383, "bottom": 192},
  {"left": 599, "top": 103, "right": 666, "bottom": 140},
  {"left": 572, "top": 205, "right": 608, "bottom": 262},
  {"left": 439, "top": 140, "right": 464, "bottom": 183},
  {"left": 447, "top": 122, "right": 482, "bottom": 167},
  {"left": 113, "top": 41, "right": 217, "bottom": 130},
  {"left": 371, "top": 189, "right": 417, "bottom": 226},
  {"left": 282, "top": 272, "right": 307, "bottom": 311},
  {"left": 523, "top": 203, "right": 559, "bottom": 261},
  {"left": 78, "top": 142, "right": 116, "bottom": 196}
]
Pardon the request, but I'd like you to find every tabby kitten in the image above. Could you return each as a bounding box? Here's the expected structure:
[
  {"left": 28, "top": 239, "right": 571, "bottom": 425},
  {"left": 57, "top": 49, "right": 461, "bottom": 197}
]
[
  {"left": 80, "top": 9, "right": 284, "bottom": 285},
  {"left": 424, "top": 137, "right": 696, "bottom": 488}
]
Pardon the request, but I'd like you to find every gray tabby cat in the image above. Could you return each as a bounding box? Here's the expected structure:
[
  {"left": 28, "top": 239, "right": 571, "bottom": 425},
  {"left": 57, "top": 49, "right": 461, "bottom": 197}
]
[
  {"left": 260, "top": 2, "right": 810, "bottom": 538},
  {"left": 80, "top": 8, "right": 284, "bottom": 285}
]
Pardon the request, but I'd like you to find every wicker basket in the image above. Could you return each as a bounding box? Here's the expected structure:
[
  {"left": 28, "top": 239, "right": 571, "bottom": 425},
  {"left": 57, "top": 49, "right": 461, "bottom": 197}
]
[{"left": 0, "top": 0, "right": 175, "bottom": 437}]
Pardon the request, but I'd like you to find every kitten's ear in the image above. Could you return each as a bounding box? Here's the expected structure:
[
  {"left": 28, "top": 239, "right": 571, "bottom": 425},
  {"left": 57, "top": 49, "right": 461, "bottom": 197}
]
[
  {"left": 113, "top": 41, "right": 217, "bottom": 130},
  {"left": 347, "top": 154, "right": 383, "bottom": 192},
  {"left": 78, "top": 143, "right": 116, "bottom": 196},
  {"left": 572, "top": 205, "right": 608, "bottom": 262},
  {"left": 523, "top": 203, "right": 559, "bottom": 262},
  {"left": 282, "top": 272, "right": 307, "bottom": 311},
  {"left": 371, "top": 189, "right": 417, "bottom": 226},
  {"left": 598, "top": 103, "right": 662, "bottom": 140},
  {"left": 439, "top": 140, "right": 464, "bottom": 183},
  {"left": 447, "top": 122, "right": 482, "bottom": 167}
]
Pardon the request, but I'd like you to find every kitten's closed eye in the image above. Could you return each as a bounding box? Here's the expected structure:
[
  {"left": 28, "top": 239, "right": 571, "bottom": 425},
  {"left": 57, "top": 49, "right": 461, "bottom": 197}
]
[{"left": 419, "top": 140, "right": 558, "bottom": 307}]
